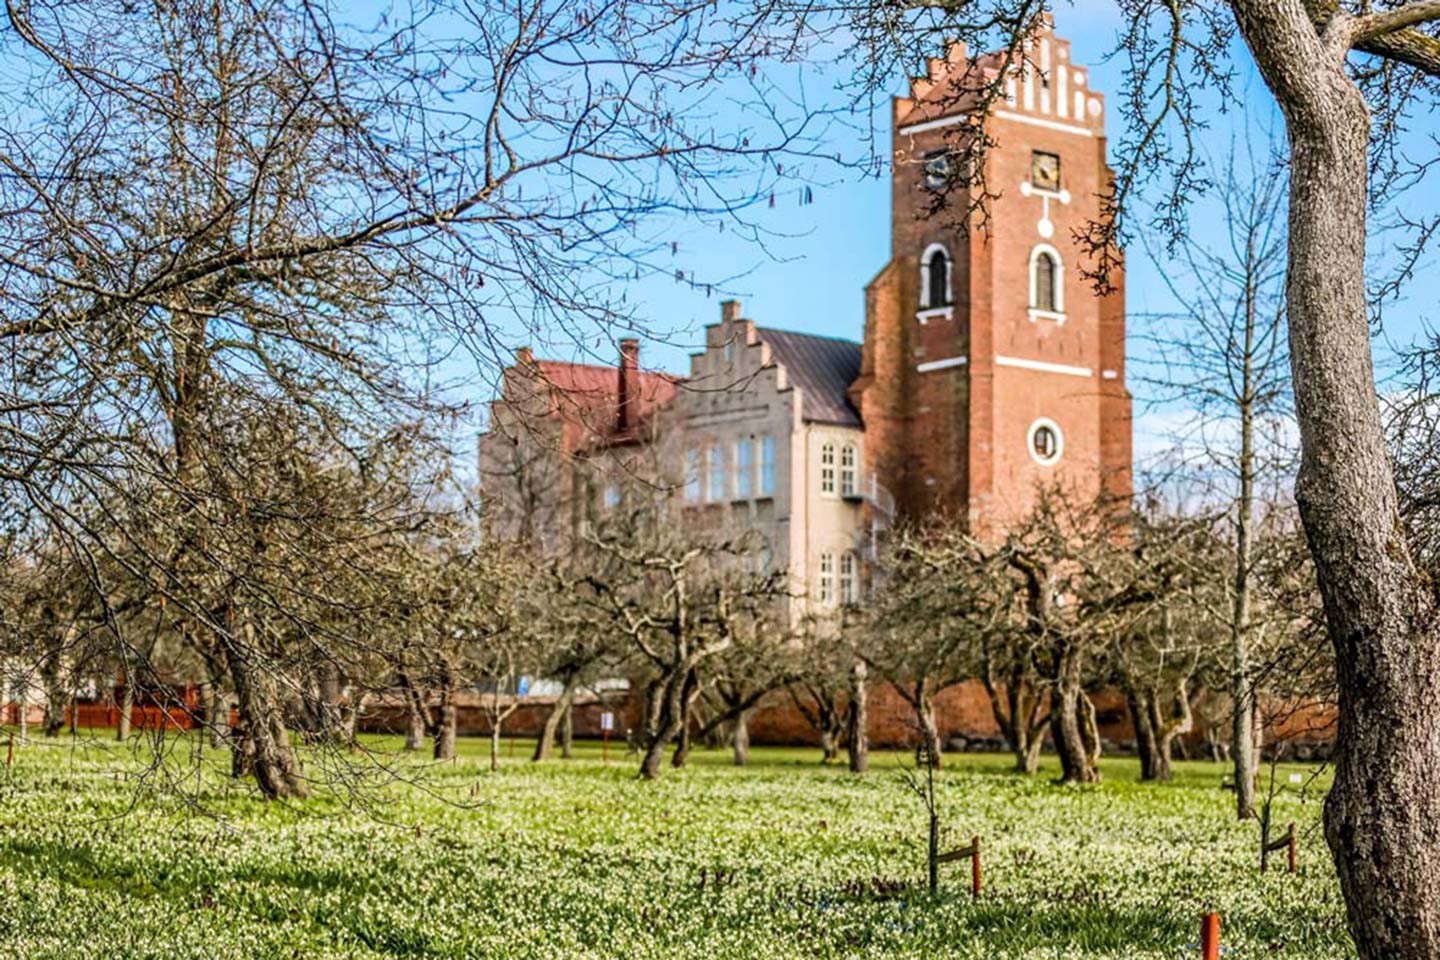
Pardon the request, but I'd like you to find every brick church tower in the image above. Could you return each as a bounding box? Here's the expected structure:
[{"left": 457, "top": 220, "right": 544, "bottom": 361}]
[{"left": 849, "top": 17, "right": 1132, "bottom": 533}]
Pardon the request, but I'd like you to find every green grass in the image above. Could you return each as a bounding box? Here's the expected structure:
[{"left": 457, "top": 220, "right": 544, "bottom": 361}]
[{"left": 0, "top": 729, "right": 1352, "bottom": 959}]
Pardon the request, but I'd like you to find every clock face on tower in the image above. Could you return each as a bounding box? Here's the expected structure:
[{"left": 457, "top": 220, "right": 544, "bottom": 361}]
[{"left": 1031, "top": 151, "right": 1061, "bottom": 192}]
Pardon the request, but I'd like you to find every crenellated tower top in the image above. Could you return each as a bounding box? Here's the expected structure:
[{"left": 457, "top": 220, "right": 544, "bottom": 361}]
[{"left": 893, "top": 15, "right": 1106, "bottom": 138}]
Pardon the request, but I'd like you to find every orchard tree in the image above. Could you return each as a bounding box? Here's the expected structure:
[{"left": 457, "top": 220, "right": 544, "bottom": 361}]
[
  {"left": 787, "top": 615, "right": 865, "bottom": 767},
  {"left": 1113, "top": 510, "right": 1227, "bottom": 782},
  {"left": 871, "top": 523, "right": 1002, "bottom": 768},
  {"left": 873, "top": 520, "right": 1048, "bottom": 774},
  {"left": 574, "top": 507, "right": 786, "bottom": 780},
  {"left": 695, "top": 611, "right": 796, "bottom": 766}
]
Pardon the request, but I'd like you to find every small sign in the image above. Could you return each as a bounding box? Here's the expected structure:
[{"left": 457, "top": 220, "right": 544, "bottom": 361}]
[
  {"left": 600, "top": 711, "right": 615, "bottom": 732},
  {"left": 1288, "top": 773, "right": 1304, "bottom": 784}
]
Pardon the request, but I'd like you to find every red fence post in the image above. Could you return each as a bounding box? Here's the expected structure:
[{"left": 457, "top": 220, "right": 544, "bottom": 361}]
[
  {"left": 1200, "top": 912, "right": 1220, "bottom": 960},
  {"left": 971, "top": 835, "right": 982, "bottom": 899}
]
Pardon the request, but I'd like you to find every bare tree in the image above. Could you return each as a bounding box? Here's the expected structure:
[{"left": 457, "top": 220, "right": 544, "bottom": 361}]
[
  {"left": 1140, "top": 143, "right": 1291, "bottom": 813},
  {"left": 574, "top": 507, "right": 786, "bottom": 779},
  {"left": 872, "top": 521, "right": 1024, "bottom": 769}
]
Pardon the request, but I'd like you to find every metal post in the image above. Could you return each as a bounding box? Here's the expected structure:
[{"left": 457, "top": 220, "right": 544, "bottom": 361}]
[
  {"left": 971, "top": 835, "right": 982, "bottom": 898},
  {"left": 1200, "top": 912, "right": 1220, "bottom": 960},
  {"left": 1287, "top": 822, "right": 1297, "bottom": 874},
  {"left": 927, "top": 812, "right": 939, "bottom": 895}
]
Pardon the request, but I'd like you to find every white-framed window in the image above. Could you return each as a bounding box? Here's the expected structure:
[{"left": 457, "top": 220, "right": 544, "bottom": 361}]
[
  {"left": 820, "top": 442, "right": 836, "bottom": 495},
  {"left": 735, "top": 437, "right": 754, "bottom": 499},
  {"left": 840, "top": 444, "right": 857, "bottom": 497},
  {"left": 759, "top": 435, "right": 776, "bottom": 497},
  {"left": 818, "top": 552, "right": 834, "bottom": 604},
  {"left": 920, "top": 243, "right": 952, "bottom": 310},
  {"left": 708, "top": 443, "right": 725, "bottom": 501},
  {"left": 684, "top": 449, "right": 702, "bottom": 503},
  {"left": 839, "top": 551, "right": 858, "bottom": 605},
  {"left": 1027, "top": 417, "right": 1064, "bottom": 466},
  {"left": 1029, "top": 243, "right": 1064, "bottom": 316}
]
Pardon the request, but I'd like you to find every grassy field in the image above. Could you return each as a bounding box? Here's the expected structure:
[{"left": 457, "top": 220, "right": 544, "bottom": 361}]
[{"left": 0, "top": 731, "right": 1350, "bottom": 959}]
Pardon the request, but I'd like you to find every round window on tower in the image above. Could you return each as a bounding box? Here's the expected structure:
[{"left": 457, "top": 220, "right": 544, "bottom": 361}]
[{"left": 1027, "top": 418, "right": 1064, "bottom": 466}]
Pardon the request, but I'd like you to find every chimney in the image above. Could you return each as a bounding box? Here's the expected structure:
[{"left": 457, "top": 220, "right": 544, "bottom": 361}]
[
  {"left": 720, "top": 299, "right": 742, "bottom": 324},
  {"left": 617, "top": 338, "right": 640, "bottom": 433},
  {"left": 515, "top": 346, "right": 534, "bottom": 366}
]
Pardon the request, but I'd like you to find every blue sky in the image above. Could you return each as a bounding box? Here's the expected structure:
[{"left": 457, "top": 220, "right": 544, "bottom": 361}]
[{"left": 462, "top": 3, "right": 1437, "bottom": 468}]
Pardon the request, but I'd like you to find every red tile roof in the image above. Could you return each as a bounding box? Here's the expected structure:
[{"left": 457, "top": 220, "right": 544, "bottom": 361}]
[{"left": 525, "top": 359, "right": 678, "bottom": 444}]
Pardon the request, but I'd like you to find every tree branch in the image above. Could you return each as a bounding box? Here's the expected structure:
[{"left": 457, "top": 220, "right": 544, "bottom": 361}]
[{"left": 1349, "top": 1, "right": 1440, "bottom": 45}]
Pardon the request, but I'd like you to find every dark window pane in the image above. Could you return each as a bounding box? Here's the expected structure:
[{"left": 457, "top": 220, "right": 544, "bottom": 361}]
[
  {"left": 927, "top": 250, "right": 949, "bottom": 308},
  {"left": 1035, "top": 253, "right": 1057, "bottom": 311}
]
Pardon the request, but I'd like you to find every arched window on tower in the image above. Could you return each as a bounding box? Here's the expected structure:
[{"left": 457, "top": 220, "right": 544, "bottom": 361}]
[
  {"left": 920, "top": 244, "right": 951, "bottom": 310},
  {"left": 1030, "top": 246, "right": 1063, "bottom": 315}
]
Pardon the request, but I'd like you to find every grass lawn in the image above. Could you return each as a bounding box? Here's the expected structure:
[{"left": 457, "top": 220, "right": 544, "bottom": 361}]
[{"left": 0, "top": 730, "right": 1350, "bottom": 959}]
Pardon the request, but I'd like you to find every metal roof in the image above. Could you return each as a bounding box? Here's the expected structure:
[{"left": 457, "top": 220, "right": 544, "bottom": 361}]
[{"left": 757, "top": 327, "right": 863, "bottom": 427}]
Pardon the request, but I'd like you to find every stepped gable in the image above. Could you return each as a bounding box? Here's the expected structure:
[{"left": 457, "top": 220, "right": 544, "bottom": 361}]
[{"left": 894, "top": 14, "right": 1107, "bottom": 136}]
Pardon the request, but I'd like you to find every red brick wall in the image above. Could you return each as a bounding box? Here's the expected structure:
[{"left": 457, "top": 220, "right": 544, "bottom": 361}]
[{"left": 857, "top": 22, "right": 1131, "bottom": 534}]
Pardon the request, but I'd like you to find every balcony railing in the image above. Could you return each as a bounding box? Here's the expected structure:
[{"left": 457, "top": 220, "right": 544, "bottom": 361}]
[{"left": 842, "top": 471, "right": 895, "bottom": 517}]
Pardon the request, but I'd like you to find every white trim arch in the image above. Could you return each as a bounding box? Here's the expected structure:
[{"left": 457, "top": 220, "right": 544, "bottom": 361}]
[
  {"left": 1028, "top": 242, "right": 1064, "bottom": 318},
  {"left": 920, "top": 243, "right": 952, "bottom": 310}
]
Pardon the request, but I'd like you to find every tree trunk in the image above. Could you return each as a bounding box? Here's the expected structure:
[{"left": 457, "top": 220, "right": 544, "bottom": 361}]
[
  {"left": 39, "top": 639, "right": 69, "bottom": 738},
  {"left": 228, "top": 647, "right": 306, "bottom": 799},
  {"left": 1151, "top": 721, "right": 1175, "bottom": 782},
  {"left": 340, "top": 691, "right": 364, "bottom": 750},
  {"left": 489, "top": 723, "right": 501, "bottom": 772},
  {"left": 671, "top": 714, "right": 693, "bottom": 768},
  {"left": 670, "top": 668, "right": 699, "bottom": 770},
  {"left": 1049, "top": 644, "right": 1099, "bottom": 784},
  {"left": 433, "top": 697, "right": 456, "bottom": 761},
  {"left": 560, "top": 701, "right": 574, "bottom": 759},
  {"left": 1232, "top": 5, "right": 1440, "bottom": 953},
  {"left": 199, "top": 680, "right": 216, "bottom": 744},
  {"left": 1013, "top": 681, "right": 1049, "bottom": 776},
  {"left": 1150, "top": 680, "right": 1193, "bottom": 784},
  {"left": 116, "top": 679, "right": 133, "bottom": 741},
  {"left": 198, "top": 646, "right": 231, "bottom": 749},
  {"left": 41, "top": 681, "right": 66, "bottom": 739},
  {"left": 913, "top": 692, "right": 942, "bottom": 768},
  {"left": 818, "top": 726, "right": 840, "bottom": 764},
  {"left": 1079, "top": 689, "right": 1102, "bottom": 771},
  {"left": 985, "top": 663, "right": 1048, "bottom": 775},
  {"left": 400, "top": 675, "right": 426, "bottom": 751},
  {"left": 640, "top": 663, "right": 689, "bottom": 780},
  {"left": 533, "top": 679, "right": 577, "bottom": 762},
  {"left": 1231, "top": 337, "right": 1259, "bottom": 817},
  {"left": 1129, "top": 690, "right": 1159, "bottom": 781},
  {"left": 432, "top": 660, "right": 458, "bottom": 761},
  {"left": 731, "top": 709, "right": 751, "bottom": 766},
  {"left": 847, "top": 657, "right": 869, "bottom": 775},
  {"left": 211, "top": 692, "right": 232, "bottom": 749}
]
